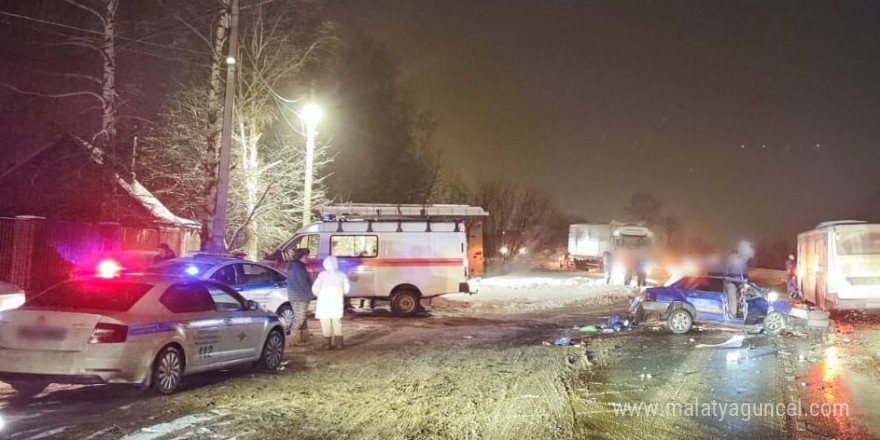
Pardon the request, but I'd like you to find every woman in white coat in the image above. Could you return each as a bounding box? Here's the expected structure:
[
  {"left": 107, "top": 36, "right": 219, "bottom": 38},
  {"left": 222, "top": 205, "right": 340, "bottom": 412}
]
[{"left": 312, "top": 256, "right": 351, "bottom": 349}]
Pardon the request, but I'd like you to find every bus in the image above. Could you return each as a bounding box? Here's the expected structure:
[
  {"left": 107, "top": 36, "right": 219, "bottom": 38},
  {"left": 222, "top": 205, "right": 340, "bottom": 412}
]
[{"left": 798, "top": 221, "right": 880, "bottom": 310}]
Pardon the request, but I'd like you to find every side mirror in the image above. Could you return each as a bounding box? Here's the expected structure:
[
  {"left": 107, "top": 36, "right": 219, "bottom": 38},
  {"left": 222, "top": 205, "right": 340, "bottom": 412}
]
[{"left": 246, "top": 300, "right": 260, "bottom": 311}]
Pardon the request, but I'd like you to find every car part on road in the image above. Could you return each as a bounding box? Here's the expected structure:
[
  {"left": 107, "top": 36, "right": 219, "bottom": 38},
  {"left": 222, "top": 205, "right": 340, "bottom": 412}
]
[
  {"left": 390, "top": 289, "right": 420, "bottom": 316},
  {"left": 667, "top": 309, "right": 693, "bottom": 334},
  {"left": 695, "top": 334, "right": 745, "bottom": 348},
  {"left": 152, "top": 345, "right": 184, "bottom": 395},
  {"left": 553, "top": 337, "right": 572, "bottom": 346},
  {"left": 257, "top": 329, "right": 285, "bottom": 371},
  {"left": 763, "top": 311, "right": 785, "bottom": 335}
]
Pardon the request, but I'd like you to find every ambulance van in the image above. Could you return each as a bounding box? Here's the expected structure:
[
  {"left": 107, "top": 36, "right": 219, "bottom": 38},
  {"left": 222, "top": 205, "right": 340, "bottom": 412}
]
[{"left": 270, "top": 204, "right": 488, "bottom": 316}]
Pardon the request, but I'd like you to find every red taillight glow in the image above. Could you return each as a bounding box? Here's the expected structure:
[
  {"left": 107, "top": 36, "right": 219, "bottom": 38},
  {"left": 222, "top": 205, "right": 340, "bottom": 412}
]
[
  {"left": 88, "top": 323, "right": 128, "bottom": 344},
  {"left": 96, "top": 259, "right": 122, "bottom": 278}
]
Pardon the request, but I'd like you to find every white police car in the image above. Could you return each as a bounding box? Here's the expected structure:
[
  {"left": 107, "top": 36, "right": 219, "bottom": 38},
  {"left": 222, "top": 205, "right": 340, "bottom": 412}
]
[
  {"left": 0, "top": 274, "right": 285, "bottom": 395},
  {"left": 147, "top": 255, "right": 295, "bottom": 332}
]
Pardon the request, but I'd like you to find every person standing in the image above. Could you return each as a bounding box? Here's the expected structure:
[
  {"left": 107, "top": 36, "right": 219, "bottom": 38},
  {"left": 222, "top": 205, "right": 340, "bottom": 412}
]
[
  {"left": 312, "top": 256, "right": 351, "bottom": 349},
  {"left": 153, "top": 243, "right": 176, "bottom": 264},
  {"left": 785, "top": 254, "right": 799, "bottom": 299},
  {"left": 636, "top": 256, "right": 648, "bottom": 287},
  {"left": 286, "top": 248, "right": 313, "bottom": 344},
  {"left": 602, "top": 251, "right": 613, "bottom": 285}
]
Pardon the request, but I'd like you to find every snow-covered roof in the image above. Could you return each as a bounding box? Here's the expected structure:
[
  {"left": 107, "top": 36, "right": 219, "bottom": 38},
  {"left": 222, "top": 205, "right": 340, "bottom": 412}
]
[
  {"left": 115, "top": 177, "right": 200, "bottom": 228},
  {"left": 71, "top": 136, "right": 200, "bottom": 228}
]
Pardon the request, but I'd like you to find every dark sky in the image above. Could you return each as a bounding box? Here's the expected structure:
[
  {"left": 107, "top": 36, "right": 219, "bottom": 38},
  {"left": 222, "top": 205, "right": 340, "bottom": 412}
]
[{"left": 332, "top": 0, "right": 880, "bottom": 248}]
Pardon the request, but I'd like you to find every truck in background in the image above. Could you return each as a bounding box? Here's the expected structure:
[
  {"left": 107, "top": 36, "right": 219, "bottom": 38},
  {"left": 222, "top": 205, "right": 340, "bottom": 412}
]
[
  {"left": 798, "top": 220, "right": 880, "bottom": 310},
  {"left": 566, "top": 221, "right": 654, "bottom": 270}
]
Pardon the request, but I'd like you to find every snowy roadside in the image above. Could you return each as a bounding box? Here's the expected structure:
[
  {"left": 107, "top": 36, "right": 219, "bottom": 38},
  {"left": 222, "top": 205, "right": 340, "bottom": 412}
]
[{"left": 432, "top": 272, "right": 636, "bottom": 312}]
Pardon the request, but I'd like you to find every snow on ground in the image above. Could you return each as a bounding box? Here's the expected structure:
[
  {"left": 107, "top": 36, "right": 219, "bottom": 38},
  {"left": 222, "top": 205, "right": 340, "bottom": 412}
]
[{"left": 433, "top": 271, "right": 635, "bottom": 312}]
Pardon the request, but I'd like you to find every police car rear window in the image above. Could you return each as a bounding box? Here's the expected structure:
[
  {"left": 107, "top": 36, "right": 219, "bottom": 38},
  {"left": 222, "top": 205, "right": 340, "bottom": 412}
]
[{"left": 24, "top": 280, "right": 153, "bottom": 312}]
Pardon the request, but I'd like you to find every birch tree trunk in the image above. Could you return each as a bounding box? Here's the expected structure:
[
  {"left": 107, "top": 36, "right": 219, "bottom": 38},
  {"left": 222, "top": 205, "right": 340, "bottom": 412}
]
[
  {"left": 98, "top": 0, "right": 119, "bottom": 221},
  {"left": 201, "top": 0, "right": 231, "bottom": 248},
  {"left": 241, "top": 120, "right": 260, "bottom": 259}
]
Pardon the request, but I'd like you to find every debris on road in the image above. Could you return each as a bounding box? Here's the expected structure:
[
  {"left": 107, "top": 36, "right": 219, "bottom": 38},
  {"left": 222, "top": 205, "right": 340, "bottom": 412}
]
[
  {"left": 554, "top": 337, "right": 572, "bottom": 346},
  {"left": 695, "top": 334, "right": 745, "bottom": 348}
]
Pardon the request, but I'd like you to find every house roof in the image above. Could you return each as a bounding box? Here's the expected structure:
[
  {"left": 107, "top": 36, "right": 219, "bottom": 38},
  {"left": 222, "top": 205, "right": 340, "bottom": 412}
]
[{"left": 0, "top": 134, "right": 199, "bottom": 229}]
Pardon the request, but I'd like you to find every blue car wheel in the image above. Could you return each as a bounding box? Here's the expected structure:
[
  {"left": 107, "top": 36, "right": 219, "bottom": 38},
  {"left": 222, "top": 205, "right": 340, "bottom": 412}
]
[
  {"left": 667, "top": 309, "right": 693, "bottom": 334},
  {"left": 763, "top": 311, "right": 785, "bottom": 335}
]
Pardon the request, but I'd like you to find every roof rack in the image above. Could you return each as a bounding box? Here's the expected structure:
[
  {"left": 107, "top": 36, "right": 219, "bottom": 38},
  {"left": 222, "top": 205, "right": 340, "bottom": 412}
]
[{"left": 317, "top": 204, "right": 488, "bottom": 222}]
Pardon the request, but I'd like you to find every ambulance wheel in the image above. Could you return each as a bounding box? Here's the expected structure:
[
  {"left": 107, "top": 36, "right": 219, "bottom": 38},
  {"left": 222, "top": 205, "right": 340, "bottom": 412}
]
[
  {"left": 667, "top": 309, "right": 693, "bottom": 334},
  {"left": 763, "top": 311, "right": 785, "bottom": 335},
  {"left": 8, "top": 380, "right": 48, "bottom": 398},
  {"left": 257, "top": 329, "right": 285, "bottom": 371},
  {"left": 277, "top": 304, "right": 294, "bottom": 334},
  {"left": 152, "top": 345, "right": 184, "bottom": 395},
  {"left": 390, "top": 290, "right": 420, "bottom": 316}
]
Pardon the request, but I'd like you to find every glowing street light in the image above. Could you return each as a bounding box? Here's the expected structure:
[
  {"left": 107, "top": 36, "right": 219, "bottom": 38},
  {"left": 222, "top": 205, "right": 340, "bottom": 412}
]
[
  {"left": 499, "top": 246, "right": 509, "bottom": 256},
  {"left": 301, "top": 103, "right": 323, "bottom": 226}
]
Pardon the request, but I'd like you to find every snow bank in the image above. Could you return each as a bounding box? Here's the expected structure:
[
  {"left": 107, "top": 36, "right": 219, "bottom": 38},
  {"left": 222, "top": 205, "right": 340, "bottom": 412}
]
[{"left": 433, "top": 272, "right": 634, "bottom": 312}]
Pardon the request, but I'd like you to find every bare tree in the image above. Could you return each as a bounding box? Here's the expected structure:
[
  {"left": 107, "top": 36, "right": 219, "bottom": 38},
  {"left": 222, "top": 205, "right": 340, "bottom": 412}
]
[
  {"left": 141, "top": 2, "right": 333, "bottom": 257},
  {"left": 623, "top": 191, "right": 663, "bottom": 226},
  {"left": 470, "top": 180, "right": 557, "bottom": 263},
  {"left": 659, "top": 214, "right": 682, "bottom": 245},
  {"left": 0, "top": 0, "right": 120, "bottom": 216}
]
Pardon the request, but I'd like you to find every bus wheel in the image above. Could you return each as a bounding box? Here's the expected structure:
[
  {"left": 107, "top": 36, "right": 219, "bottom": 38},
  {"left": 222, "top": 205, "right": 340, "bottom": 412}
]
[{"left": 391, "top": 290, "right": 420, "bottom": 316}]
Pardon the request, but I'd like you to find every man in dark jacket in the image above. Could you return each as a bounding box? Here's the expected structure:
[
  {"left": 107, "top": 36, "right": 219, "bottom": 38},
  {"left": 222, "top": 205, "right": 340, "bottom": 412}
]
[{"left": 287, "top": 248, "right": 314, "bottom": 345}]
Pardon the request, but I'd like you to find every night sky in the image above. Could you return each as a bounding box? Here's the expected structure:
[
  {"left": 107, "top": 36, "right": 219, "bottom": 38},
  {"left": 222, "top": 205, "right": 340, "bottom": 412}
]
[{"left": 333, "top": 0, "right": 880, "bottom": 248}]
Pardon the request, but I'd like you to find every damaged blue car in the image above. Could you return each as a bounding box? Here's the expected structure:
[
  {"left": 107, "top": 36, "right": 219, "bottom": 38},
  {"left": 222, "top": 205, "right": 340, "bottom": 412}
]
[{"left": 630, "top": 275, "right": 792, "bottom": 335}]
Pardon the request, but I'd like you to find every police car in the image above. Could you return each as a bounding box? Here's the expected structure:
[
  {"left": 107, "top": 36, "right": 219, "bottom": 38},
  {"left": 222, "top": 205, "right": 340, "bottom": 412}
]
[
  {"left": 0, "top": 273, "right": 286, "bottom": 395},
  {"left": 147, "top": 254, "right": 294, "bottom": 332}
]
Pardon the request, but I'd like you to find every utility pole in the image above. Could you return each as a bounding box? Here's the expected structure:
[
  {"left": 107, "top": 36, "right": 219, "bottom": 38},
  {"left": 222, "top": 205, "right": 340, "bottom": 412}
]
[{"left": 208, "top": 0, "right": 239, "bottom": 253}]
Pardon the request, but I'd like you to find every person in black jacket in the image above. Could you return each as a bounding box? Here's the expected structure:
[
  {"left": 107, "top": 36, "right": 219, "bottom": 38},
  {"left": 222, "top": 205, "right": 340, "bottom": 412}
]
[{"left": 287, "top": 248, "right": 314, "bottom": 345}]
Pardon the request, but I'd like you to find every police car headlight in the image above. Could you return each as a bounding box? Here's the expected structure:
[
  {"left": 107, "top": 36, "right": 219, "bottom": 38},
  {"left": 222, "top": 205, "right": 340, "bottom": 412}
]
[{"left": 767, "top": 291, "right": 779, "bottom": 302}]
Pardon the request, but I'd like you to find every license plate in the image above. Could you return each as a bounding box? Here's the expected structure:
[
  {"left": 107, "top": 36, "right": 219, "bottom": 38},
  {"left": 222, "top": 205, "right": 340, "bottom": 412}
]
[{"left": 18, "top": 326, "right": 68, "bottom": 341}]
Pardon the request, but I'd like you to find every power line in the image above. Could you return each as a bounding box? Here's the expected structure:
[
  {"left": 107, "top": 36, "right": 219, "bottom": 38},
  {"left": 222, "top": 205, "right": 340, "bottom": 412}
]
[{"left": 0, "top": 9, "right": 205, "bottom": 56}]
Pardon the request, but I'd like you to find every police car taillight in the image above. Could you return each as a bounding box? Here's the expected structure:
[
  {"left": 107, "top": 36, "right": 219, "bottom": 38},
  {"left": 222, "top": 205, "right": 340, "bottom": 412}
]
[
  {"left": 96, "top": 259, "right": 123, "bottom": 278},
  {"left": 89, "top": 323, "right": 128, "bottom": 344}
]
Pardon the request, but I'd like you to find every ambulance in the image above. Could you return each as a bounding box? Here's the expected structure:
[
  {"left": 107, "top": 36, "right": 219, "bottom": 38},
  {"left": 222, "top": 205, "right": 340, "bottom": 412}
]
[{"left": 270, "top": 204, "right": 488, "bottom": 316}]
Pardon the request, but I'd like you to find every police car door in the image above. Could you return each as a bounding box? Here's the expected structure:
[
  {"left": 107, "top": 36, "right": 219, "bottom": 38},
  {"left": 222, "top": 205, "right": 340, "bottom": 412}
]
[
  {"left": 205, "top": 282, "right": 264, "bottom": 361},
  {"left": 233, "top": 263, "right": 287, "bottom": 313},
  {"left": 159, "top": 282, "right": 223, "bottom": 367}
]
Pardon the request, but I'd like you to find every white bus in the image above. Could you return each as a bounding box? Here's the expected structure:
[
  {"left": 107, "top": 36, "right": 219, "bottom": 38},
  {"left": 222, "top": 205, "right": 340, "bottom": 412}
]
[
  {"left": 798, "top": 221, "right": 880, "bottom": 310},
  {"left": 270, "top": 204, "right": 488, "bottom": 316}
]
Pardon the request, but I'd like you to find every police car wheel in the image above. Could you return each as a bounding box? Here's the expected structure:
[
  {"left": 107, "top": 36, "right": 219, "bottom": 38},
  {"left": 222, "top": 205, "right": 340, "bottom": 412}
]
[
  {"left": 277, "top": 304, "right": 294, "bottom": 334},
  {"left": 763, "top": 311, "right": 785, "bottom": 335},
  {"left": 258, "top": 329, "right": 285, "bottom": 371},
  {"left": 152, "top": 346, "right": 184, "bottom": 395},
  {"left": 390, "top": 290, "right": 419, "bottom": 316},
  {"left": 667, "top": 309, "right": 693, "bottom": 334}
]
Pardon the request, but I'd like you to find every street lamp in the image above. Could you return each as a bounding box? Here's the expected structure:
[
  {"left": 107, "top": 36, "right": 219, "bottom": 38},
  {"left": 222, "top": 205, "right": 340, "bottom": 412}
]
[{"left": 301, "top": 102, "right": 323, "bottom": 226}]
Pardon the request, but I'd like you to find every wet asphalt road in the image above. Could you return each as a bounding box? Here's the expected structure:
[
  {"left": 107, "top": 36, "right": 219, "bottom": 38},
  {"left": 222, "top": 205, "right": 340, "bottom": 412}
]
[{"left": 1, "top": 303, "right": 879, "bottom": 439}]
